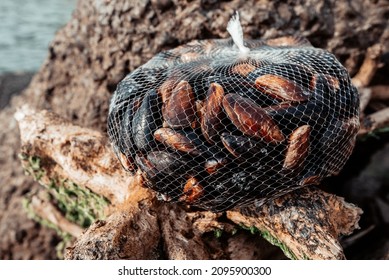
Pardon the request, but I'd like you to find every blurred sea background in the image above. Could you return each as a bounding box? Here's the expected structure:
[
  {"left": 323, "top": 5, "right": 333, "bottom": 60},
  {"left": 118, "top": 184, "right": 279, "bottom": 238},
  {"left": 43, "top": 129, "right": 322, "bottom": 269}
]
[{"left": 0, "top": 0, "right": 77, "bottom": 74}]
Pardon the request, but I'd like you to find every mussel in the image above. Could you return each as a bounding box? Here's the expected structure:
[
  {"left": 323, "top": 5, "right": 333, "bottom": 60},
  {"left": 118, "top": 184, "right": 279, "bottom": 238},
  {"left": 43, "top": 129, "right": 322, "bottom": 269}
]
[
  {"left": 180, "top": 177, "right": 204, "bottom": 204},
  {"left": 204, "top": 155, "right": 229, "bottom": 174},
  {"left": 158, "top": 79, "right": 177, "bottom": 103},
  {"left": 162, "top": 80, "right": 197, "bottom": 128},
  {"left": 222, "top": 93, "right": 284, "bottom": 143},
  {"left": 255, "top": 74, "right": 309, "bottom": 102},
  {"left": 220, "top": 133, "right": 266, "bottom": 160},
  {"left": 154, "top": 127, "right": 204, "bottom": 156},
  {"left": 230, "top": 63, "right": 256, "bottom": 77},
  {"left": 147, "top": 151, "right": 189, "bottom": 176},
  {"left": 132, "top": 89, "right": 163, "bottom": 151},
  {"left": 247, "top": 63, "right": 314, "bottom": 91},
  {"left": 283, "top": 125, "right": 311, "bottom": 171},
  {"left": 201, "top": 82, "right": 226, "bottom": 143}
]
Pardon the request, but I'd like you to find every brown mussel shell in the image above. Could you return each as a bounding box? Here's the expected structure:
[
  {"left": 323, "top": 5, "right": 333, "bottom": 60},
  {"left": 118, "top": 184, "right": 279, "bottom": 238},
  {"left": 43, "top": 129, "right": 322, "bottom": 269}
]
[
  {"left": 222, "top": 93, "right": 285, "bottom": 143},
  {"left": 180, "top": 177, "right": 204, "bottom": 204},
  {"left": 283, "top": 125, "right": 311, "bottom": 171},
  {"left": 231, "top": 63, "right": 256, "bottom": 77},
  {"left": 201, "top": 82, "right": 225, "bottom": 143},
  {"left": 158, "top": 79, "right": 177, "bottom": 103},
  {"left": 255, "top": 74, "right": 308, "bottom": 102},
  {"left": 154, "top": 127, "right": 203, "bottom": 156},
  {"left": 162, "top": 80, "right": 197, "bottom": 128}
]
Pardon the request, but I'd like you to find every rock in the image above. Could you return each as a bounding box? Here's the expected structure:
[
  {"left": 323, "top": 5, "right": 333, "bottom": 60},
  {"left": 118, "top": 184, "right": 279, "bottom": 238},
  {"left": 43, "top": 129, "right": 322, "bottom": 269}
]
[
  {"left": 0, "top": 72, "right": 34, "bottom": 109},
  {"left": 1, "top": 0, "right": 388, "bottom": 259}
]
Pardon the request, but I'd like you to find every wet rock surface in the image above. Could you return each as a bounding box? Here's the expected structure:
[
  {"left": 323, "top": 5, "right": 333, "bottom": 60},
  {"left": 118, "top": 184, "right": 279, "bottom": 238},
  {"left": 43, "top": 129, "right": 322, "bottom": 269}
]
[{"left": 1, "top": 0, "right": 388, "bottom": 259}]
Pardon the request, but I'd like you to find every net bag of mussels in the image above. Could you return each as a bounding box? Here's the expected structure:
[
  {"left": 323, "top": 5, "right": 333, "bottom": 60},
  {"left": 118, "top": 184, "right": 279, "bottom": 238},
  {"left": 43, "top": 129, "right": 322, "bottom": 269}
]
[{"left": 108, "top": 14, "right": 359, "bottom": 212}]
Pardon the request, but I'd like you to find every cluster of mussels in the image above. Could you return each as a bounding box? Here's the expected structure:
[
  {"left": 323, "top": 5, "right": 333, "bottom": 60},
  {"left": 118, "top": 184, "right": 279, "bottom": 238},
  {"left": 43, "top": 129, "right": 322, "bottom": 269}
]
[{"left": 108, "top": 39, "right": 359, "bottom": 212}]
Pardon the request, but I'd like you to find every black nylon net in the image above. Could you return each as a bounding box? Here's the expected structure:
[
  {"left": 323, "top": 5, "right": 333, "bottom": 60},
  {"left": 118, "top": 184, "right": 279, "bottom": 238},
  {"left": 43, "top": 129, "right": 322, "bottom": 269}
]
[{"left": 107, "top": 22, "right": 359, "bottom": 212}]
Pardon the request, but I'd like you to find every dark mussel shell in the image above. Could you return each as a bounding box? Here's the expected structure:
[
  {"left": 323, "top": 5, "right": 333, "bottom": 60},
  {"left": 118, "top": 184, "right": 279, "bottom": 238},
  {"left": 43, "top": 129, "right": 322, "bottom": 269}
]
[
  {"left": 202, "top": 169, "right": 269, "bottom": 212},
  {"left": 222, "top": 93, "right": 284, "bottom": 143},
  {"left": 147, "top": 151, "right": 192, "bottom": 198},
  {"left": 314, "top": 115, "right": 359, "bottom": 176},
  {"left": 263, "top": 101, "right": 323, "bottom": 133},
  {"left": 220, "top": 133, "right": 267, "bottom": 160},
  {"left": 135, "top": 154, "right": 159, "bottom": 180},
  {"left": 113, "top": 76, "right": 145, "bottom": 104},
  {"left": 135, "top": 153, "right": 185, "bottom": 199},
  {"left": 309, "top": 74, "right": 340, "bottom": 93},
  {"left": 311, "top": 74, "right": 359, "bottom": 120},
  {"left": 107, "top": 100, "right": 127, "bottom": 152},
  {"left": 163, "top": 80, "right": 197, "bottom": 128},
  {"left": 147, "top": 151, "right": 189, "bottom": 176},
  {"left": 132, "top": 89, "right": 163, "bottom": 151},
  {"left": 116, "top": 96, "right": 142, "bottom": 171},
  {"left": 204, "top": 149, "right": 229, "bottom": 174},
  {"left": 201, "top": 82, "right": 226, "bottom": 143},
  {"left": 310, "top": 73, "right": 339, "bottom": 106}
]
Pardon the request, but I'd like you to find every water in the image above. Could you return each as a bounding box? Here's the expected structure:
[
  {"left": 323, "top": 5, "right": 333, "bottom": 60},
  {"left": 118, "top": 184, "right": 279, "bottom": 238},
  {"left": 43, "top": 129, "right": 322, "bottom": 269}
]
[{"left": 0, "top": 0, "right": 77, "bottom": 74}]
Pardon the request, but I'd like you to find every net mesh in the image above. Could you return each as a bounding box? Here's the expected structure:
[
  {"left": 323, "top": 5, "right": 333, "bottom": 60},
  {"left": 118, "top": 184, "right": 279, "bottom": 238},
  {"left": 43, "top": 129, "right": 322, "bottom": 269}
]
[{"left": 107, "top": 35, "right": 359, "bottom": 212}]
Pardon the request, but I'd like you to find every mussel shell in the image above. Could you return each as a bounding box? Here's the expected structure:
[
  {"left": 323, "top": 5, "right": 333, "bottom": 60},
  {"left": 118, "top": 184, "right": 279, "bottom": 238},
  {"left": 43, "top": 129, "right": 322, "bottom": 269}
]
[
  {"left": 107, "top": 100, "right": 127, "bottom": 152},
  {"left": 247, "top": 63, "right": 314, "bottom": 90},
  {"left": 132, "top": 89, "right": 163, "bottom": 151},
  {"left": 113, "top": 97, "right": 142, "bottom": 172},
  {"left": 189, "top": 69, "right": 215, "bottom": 100},
  {"left": 207, "top": 74, "right": 281, "bottom": 106},
  {"left": 118, "top": 153, "right": 136, "bottom": 172},
  {"left": 120, "top": 96, "right": 142, "bottom": 152},
  {"left": 264, "top": 101, "right": 323, "bottom": 133},
  {"left": 313, "top": 115, "right": 359, "bottom": 176},
  {"left": 113, "top": 76, "right": 144, "bottom": 104},
  {"left": 135, "top": 153, "right": 184, "bottom": 199},
  {"left": 180, "top": 177, "right": 204, "bottom": 204},
  {"left": 222, "top": 93, "right": 284, "bottom": 143},
  {"left": 201, "top": 83, "right": 226, "bottom": 143},
  {"left": 220, "top": 133, "right": 266, "bottom": 160},
  {"left": 154, "top": 127, "right": 204, "bottom": 156},
  {"left": 310, "top": 74, "right": 338, "bottom": 106},
  {"left": 135, "top": 154, "right": 159, "bottom": 180},
  {"left": 255, "top": 74, "right": 309, "bottom": 102},
  {"left": 163, "top": 80, "right": 197, "bottom": 128},
  {"left": 283, "top": 125, "right": 311, "bottom": 171},
  {"left": 147, "top": 151, "right": 189, "bottom": 176},
  {"left": 298, "top": 175, "right": 321, "bottom": 186},
  {"left": 207, "top": 75, "right": 250, "bottom": 94},
  {"left": 310, "top": 74, "right": 340, "bottom": 92},
  {"left": 158, "top": 79, "right": 177, "bottom": 103},
  {"left": 311, "top": 74, "right": 359, "bottom": 125},
  {"left": 204, "top": 155, "right": 229, "bottom": 174},
  {"left": 230, "top": 63, "right": 256, "bottom": 77}
]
